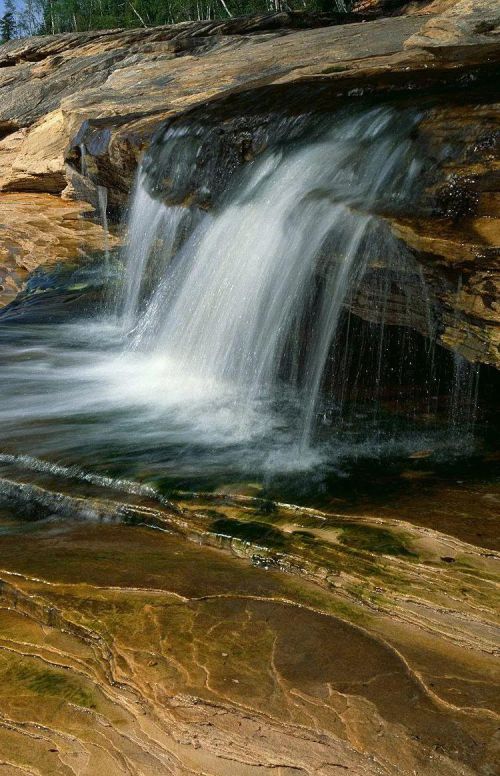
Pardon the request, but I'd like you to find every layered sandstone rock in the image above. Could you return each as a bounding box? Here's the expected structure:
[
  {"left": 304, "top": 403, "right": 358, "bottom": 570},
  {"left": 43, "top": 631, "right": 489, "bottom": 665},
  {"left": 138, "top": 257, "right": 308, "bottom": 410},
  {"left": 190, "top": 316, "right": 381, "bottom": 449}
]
[
  {"left": 0, "top": 463, "right": 498, "bottom": 776},
  {"left": 352, "top": 0, "right": 461, "bottom": 16},
  {"left": 0, "top": 193, "right": 119, "bottom": 307},
  {"left": 0, "top": 4, "right": 497, "bottom": 202}
]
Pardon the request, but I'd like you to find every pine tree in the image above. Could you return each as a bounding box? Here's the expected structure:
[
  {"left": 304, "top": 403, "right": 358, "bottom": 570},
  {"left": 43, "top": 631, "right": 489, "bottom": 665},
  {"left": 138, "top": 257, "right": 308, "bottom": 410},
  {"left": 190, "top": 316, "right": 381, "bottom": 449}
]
[
  {"left": 2, "top": 0, "right": 354, "bottom": 39},
  {"left": 0, "top": 11, "right": 15, "bottom": 41},
  {"left": 1, "top": 0, "right": 17, "bottom": 40}
]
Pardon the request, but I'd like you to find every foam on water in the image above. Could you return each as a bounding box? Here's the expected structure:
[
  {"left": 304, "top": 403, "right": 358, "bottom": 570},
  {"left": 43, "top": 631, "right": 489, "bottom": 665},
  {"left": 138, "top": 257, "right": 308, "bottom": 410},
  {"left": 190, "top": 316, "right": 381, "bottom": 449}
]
[
  {"left": 125, "top": 106, "right": 426, "bottom": 448},
  {"left": 0, "top": 105, "right": 483, "bottom": 488}
]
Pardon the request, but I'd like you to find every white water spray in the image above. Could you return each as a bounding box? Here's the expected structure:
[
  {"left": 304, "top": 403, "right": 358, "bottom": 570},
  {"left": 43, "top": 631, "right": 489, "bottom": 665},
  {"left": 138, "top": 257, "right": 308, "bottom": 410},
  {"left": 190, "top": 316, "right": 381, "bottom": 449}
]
[
  {"left": 0, "top": 105, "right": 481, "bottom": 482},
  {"left": 124, "top": 107, "right": 423, "bottom": 444},
  {"left": 97, "top": 185, "right": 110, "bottom": 266}
]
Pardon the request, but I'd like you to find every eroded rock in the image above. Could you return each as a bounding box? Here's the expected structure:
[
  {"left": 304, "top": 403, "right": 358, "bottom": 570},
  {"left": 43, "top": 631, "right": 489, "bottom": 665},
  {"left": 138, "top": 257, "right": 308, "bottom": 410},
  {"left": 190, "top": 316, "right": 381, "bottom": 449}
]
[
  {"left": 0, "top": 192, "right": 119, "bottom": 307},
  {"left": 0, "top": 467, "right": 498, "bottom": 776}
]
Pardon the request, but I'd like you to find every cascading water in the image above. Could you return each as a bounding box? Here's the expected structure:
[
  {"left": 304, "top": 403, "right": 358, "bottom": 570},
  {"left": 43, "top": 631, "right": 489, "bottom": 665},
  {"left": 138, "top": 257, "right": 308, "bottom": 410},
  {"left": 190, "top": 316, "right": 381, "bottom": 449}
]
[
  {"left": 122, "top": 177, "right": 188, "bottom": 329},
  {"left": 97, "top": 185, "right": 110, "bottom": 266},
  {"left": 0, "top": 103, "right": 486, "bottom": 491},
  {"left": 123, "top": 107, "right": 425, "bottom": 446}
]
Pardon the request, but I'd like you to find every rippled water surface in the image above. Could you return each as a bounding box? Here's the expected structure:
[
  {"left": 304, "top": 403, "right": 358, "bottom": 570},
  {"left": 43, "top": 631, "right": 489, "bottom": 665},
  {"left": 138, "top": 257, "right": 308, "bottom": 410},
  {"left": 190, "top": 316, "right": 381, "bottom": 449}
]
[{"left": 0, "top": 309, "right": 488, "bottom": 500}]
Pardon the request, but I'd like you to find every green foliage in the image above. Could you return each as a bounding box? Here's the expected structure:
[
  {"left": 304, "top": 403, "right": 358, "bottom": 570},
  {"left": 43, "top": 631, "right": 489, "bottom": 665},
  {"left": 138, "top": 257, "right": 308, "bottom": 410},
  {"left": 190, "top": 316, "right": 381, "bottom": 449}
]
[
  {"left": 0, "top": 0, "right": 16, "bottom": 41},
  {"left": 211, "top": 516, "right": 286, "bottom": 548},
  {"left": 10, "top": 0, "right": 352, "bottom": 38},
  {"left": 0, "top": 11, "right": 15, "bottom": 41},
  {"left": 338, "top": 524, "right": 415, "bottom": 556}
]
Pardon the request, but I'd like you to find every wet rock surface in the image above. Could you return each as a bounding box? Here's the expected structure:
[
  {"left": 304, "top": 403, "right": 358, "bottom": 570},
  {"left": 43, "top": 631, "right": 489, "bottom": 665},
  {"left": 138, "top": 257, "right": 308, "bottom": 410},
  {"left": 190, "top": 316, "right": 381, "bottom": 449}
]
[
  {"left": 0, "top": 8, "right": 498, "bottom": 775},
  {"left": 0, "top": 462, "right": 498, "bottom": 776},
  {"left": 0, "top": 193, "right": 119, "bottom": 308}
]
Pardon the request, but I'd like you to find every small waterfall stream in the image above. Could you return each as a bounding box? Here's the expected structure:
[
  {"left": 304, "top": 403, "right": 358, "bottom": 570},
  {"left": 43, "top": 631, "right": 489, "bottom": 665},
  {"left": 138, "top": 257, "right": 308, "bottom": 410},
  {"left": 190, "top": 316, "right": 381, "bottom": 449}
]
[
  {"left": 97, "top": 185, "right": 110, "bottom": 266},
  {"left": 123, "top": 106, "right": 425, "bottom": 445},
  {"left": 122, "top": 178, "right": 186, "bottom": 329},
  {"left": 0, "top": 103, "right": 487, "bottom": 490}
]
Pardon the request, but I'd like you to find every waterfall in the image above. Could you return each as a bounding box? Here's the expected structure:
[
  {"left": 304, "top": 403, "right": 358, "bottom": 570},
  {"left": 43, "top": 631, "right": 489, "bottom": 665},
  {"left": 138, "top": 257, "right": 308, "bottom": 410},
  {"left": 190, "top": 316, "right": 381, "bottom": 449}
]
[
  {"left": 122, "top": 175, "right": 187, "bottom": 329},
  {"left": 80, "top": 143, "right": 87, "bottom": 176},
  {"left": 448, "top": 279, "right": 480, "bottom": 429},
  {"left": 123, "top": 106, "right": 425, "bottom": 444},
  {"left": 97, "top": 185, "right": 110, "bottom": 266},
  {"left": 0, "top": 104, "right": 485, "bottom": 481}
]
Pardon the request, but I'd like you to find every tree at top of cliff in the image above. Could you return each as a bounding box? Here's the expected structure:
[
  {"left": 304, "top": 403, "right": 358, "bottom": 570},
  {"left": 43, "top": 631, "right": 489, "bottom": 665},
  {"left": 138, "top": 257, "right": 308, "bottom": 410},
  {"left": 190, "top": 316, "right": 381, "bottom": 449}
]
[
  {"left": 8, "top": 0, "right": 354, "bottom": 38},
  {"left": 0, "top": 11, "right": 15, "bottom": 41}
]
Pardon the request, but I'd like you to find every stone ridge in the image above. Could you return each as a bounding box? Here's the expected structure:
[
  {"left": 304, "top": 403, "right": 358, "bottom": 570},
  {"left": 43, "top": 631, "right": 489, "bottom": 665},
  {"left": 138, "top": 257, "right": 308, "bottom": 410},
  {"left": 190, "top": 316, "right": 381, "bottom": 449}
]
[
  {"left": 352, "top": 0, "right": 460, "bottom": 15},
  {"left": 0, "top": 11, "right": 365, "bottom": 68}
]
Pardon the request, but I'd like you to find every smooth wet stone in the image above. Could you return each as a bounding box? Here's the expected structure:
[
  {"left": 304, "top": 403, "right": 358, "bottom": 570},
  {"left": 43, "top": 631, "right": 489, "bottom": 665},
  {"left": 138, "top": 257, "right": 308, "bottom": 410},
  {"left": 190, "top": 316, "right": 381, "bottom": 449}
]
[
  {"left": 0, "top": 511, "right": 497, "bottom": 776},
  {"left": 0, "top": 192, "right": 120, "bottom": 307},
  {"left": 0, "top": 442, "right": 498, "bottom": 774}
]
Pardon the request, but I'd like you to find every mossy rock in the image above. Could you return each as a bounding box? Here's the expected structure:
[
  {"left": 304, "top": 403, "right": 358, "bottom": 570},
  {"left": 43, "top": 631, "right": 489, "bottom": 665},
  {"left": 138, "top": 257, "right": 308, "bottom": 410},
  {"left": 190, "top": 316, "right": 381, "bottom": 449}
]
[
  {"left": 339, "top": 524, "right": 415, "bottom": 556},
  {"left": 3, "top": 660, "right": 97, "bottom": 709},
  {"left": 211, "top": 517, "right": 286, "bottom": 548}
]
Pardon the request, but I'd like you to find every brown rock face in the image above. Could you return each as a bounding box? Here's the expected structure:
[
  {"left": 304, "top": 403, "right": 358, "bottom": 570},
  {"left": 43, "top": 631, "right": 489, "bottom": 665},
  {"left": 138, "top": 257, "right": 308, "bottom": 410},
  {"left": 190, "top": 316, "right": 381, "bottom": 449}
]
[
  {"left": 0, "top": 4, "right": 498, "bottom": 366},
  {"left": 0, "top": 458, "right": 499, "bottom": 776},
  {"left": 390, "top": 100, "right": 500, "bottom": 367},
  {"left": 352, "top": 0, "right": 461, "bottom": 15},
  {"left": 0, "top": 193, "right": 119, "bottom": 308}
]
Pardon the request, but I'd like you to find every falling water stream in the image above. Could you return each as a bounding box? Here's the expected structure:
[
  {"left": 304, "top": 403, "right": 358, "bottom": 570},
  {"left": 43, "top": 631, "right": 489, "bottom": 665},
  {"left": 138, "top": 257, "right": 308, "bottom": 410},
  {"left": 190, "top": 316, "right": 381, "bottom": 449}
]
[
  {"left": 0, "top": 105, "right": 487, "bottom": 498},
  {"left": 126, "top": 107, "right": 426, "bottom": 447}
]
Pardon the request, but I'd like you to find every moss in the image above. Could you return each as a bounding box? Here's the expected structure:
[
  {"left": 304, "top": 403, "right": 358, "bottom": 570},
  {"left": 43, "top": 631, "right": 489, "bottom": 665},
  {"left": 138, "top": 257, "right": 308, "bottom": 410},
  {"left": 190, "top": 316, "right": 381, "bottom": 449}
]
[
  {"left": 4, "top": 662, "right": 97, "bottom": 709},
  {"left": 254, "top": 499, "right": 278, "bottom": 515},
  {"left": 197, "top": 508, "right": 227, "bottom": 519},
  {"left": 322, "top": 64, "right": 349, "bottom": 74},
  {"left": 282, "top": 579, "right": 367, "bottom": 625},
  {"left": 210, "top": 517, "right": 286, "bottom": 548},
  {"left": 292, "top": 529, "right": 317, "bottom": 543},
  {"left": 339, "top": 524, "right": 415, "bottom": 557}
]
